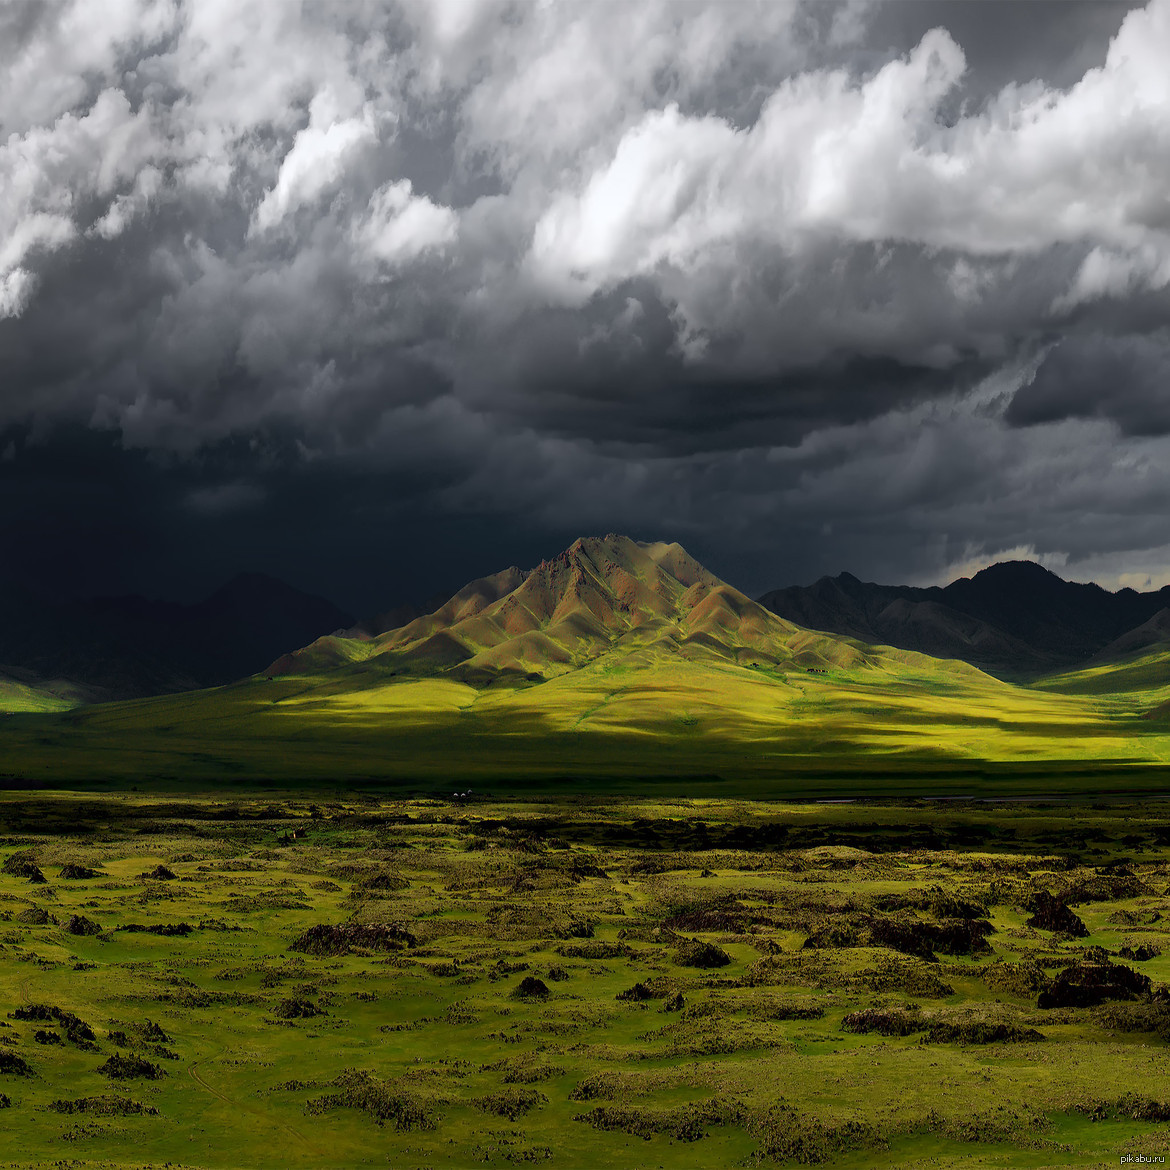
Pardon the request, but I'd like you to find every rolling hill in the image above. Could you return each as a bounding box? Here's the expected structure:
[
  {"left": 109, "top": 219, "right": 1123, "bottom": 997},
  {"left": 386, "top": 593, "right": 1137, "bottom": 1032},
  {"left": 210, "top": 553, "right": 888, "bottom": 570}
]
[{"left": 0, "top": 666, "right": 92, "bottom": 713}]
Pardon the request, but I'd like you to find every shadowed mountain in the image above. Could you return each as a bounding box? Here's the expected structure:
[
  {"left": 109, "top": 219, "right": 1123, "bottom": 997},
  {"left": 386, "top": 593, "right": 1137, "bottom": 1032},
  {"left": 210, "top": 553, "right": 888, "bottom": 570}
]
[
  {"left": 1086, "top": 608, "right": 1170, "bottom": 665},
  {"left": 0, "top": 573, "right": 353, "bottom": 702},
  {"left": 268, "top": 535, "right": 891, "bottom": 683},
  {"left": 758, "top": 562, "right": 1170, "bottom": 678},
  {"left": 345, "top": 594, "right": 453, "bottom": 639}
]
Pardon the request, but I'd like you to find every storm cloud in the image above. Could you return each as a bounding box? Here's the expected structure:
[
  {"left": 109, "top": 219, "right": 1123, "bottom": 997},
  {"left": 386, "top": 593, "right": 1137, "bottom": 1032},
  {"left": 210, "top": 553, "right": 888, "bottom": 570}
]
[{"left": 2, "top": 0, "right": 1170, "bottom": 608}]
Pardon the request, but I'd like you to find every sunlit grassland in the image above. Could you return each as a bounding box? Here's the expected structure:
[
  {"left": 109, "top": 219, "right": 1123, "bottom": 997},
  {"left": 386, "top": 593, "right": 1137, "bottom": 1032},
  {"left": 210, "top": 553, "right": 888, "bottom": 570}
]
[
  {"left": 1035, "top": 648, "right": 1170, "bottom": 703},
  {"left": 2, "top": 648, "right": 1169, "bottom": 795},
  {"left": 0, "top": 677, "right": 78, "bottom": 715},
  {"left": 2, "top": 794, "right": 1170, "bottom": 1168}
]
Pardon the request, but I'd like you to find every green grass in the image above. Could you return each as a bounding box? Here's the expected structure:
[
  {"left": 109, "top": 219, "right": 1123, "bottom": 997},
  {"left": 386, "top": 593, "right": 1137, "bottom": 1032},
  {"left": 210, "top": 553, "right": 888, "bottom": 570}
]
[
  {"left": 1036, "top": 647, "right": 1170, "bottom": 701},
  {"left": 0, "top": 675, "right": 80, "bottom": 714},
  {"left": 3, "top": 647, "right": 1170, "bottom": 795},
  {"left": 2, "top": 793, "right": 1170, "bottom": 1168}
]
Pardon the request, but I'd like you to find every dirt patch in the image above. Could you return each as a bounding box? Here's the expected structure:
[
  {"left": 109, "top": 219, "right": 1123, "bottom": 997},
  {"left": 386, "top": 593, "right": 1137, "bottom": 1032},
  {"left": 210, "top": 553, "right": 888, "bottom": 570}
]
[
  {"left": 12, "top": 1004, "right": 97, "bottom": 1049},
  {"left": 0, "top": 1052, "right": 34, "bottom": 1076},
  {"left": 273, "top": 997, "right": 323, "bottom": 1020},
  {"left": 59, "top": 864, "right": 102, "bottom": 880},
  {"left": 117, "top": 922, "right": 194, "bottom": 936},
  {"left": 1037, "top": 960, "right": 1150, "bottom": 1008},
  {"left": 575, "top": 1099, "right": 737, "bottom": 1142},
  {"left": 803, "top": 914, "right": 993, "bottom": 961},
  {"left": 841, "top": 1008, "right": 923, "bottom": 1036},
  {"left": 48, "top": 1095, "right": 159, "bottom": 1116},
  {"left": 1026, "top": 892, "right": 1088, "bottom": 937},
  {"left": 289, "top": 923, "right": 416, "bottom": 956},
  {"left": 673, "top": 940, "right": 731, "bottom": 968},
  {"left": 471, "top": 1088, "right": 547, "bottom": 1119},
  {"left": 512, "top": 977, "right": 550, "bottom": 1001},
  {"left": 64, "top": 914, "right": 102, "bottom": 936},
  {"left": 305, "top": 1069, "right": 436, "bottom": 1130},
  {"left": 97, "top": 1053, "right": 166, "bottom": 1080},
  {"left": 616, "top": 982, "right": 659, "bottom": 1002},
  {"left": 556, "top": 941, "right": 629, "bottom": 960}
]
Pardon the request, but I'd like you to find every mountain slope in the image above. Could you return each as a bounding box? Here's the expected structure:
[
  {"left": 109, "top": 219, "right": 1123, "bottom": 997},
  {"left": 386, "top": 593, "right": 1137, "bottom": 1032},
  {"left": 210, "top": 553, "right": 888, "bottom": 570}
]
[
  {"left": 1087, "top": 608, "right": 1170, "bottom": 665},
  {"left": 269, "top": 535, "right": 903, "bottom": 684},
  {"left": 759, "top": 562, "right": 1170, "bottom": 678},
  {"left": 0, "top": 667, "right": 94, "bottom": 713}
]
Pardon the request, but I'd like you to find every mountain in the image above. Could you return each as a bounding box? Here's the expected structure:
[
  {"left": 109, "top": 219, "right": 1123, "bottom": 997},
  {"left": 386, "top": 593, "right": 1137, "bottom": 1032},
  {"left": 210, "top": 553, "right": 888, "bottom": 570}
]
[
  {"left": 268, "top": 535, "right": 888, "bottom": 683},
  {"left": 6, "top": 533, "right": 1143, "bottom": 789},
  {"left": 0, "top": 573, "right": 353, "bottom": 703},
  {"left": 758, "top": 562, "right": 1170, "bottom": 678},
  {"left": 8, "top": 535, "right": 1166, "bottom": 788}
]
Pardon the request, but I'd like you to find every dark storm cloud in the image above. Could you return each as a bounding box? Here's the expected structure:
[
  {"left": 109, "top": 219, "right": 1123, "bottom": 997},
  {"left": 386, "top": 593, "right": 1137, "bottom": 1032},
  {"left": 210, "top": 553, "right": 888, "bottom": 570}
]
[
  {"left": 850, "top": 1, "right": 1141, "bottom": 98},
  {"left": 1008, "top": 334, "right": 1170, "bottom": 436},
  {"left": 3, "top": 0, "right": 1170, "bottom": 604}
]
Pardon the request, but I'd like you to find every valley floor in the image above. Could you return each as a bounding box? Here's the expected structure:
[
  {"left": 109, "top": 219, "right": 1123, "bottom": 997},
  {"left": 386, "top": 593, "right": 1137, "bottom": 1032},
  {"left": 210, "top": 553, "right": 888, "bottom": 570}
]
[
  {"left": 1, "top": 793, "right": 1170, "bottom": 1168},
  {"left": 4, "top": 647, "right": 1170, "bottom": 793}
]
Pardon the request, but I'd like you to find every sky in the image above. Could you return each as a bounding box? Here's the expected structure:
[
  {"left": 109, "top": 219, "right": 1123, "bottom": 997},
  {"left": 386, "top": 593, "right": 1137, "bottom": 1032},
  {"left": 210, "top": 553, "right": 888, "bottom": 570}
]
[{"left": 3, "top": 0, "right": 1170, "bottom": 614}]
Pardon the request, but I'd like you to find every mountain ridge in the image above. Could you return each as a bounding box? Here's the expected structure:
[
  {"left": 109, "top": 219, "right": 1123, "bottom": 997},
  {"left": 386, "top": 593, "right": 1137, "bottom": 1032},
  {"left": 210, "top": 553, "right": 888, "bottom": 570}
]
[
  {"left": 266, "top": 535, "right": 994, "bottom": 691},
  {"left": 8, "top": 540, "right": 1170, "bottom": 710},
  {"left": 758, "top": 561, "right": 1170, "bottom": 677}
]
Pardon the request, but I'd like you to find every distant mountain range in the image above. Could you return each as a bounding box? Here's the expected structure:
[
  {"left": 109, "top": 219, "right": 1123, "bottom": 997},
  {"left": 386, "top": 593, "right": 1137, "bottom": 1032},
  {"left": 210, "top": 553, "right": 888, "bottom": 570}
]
[
  {"left": 0, "top": 573, "right": 353, "bottom": 701},
  {"left": 6, "top": 544, "right": 1170, "bottom": 712},
  {"left": 758, "top": 561, "right": 1170, "bottom": 678}
]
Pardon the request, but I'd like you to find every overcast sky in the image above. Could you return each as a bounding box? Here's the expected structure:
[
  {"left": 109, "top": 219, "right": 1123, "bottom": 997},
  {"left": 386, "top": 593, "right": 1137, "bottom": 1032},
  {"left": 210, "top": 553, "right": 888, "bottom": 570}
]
[{"left": 2, "top": 0, "right": 1169, "bottom": 612}]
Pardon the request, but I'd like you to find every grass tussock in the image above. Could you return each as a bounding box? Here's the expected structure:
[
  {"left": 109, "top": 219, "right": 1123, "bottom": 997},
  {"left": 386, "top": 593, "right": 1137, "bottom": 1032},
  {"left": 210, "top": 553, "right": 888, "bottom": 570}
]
[
  {"left": 471, "top": 1088, "right": 548, "bottom": 1119},
  {"left": 575, "top": 1098, "right": 737, "bottom": 1142},
  {"left": 48, "top": 1094, "right": 159, "bottom": 1116},
  {"left": 305, "top": 1070, "right": 436, "bottom": 1130},
  {"left": 96, "top": 1053, "right": 166, "bottom": 1080}
]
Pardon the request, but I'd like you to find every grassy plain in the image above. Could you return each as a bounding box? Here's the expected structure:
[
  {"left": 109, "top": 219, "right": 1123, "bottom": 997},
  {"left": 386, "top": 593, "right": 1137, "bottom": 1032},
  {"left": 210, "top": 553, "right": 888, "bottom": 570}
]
[
  {"left": 3, "top": 648, "right": 1170, "bottom": 795},
  {"left": 2, "top": 793, "right": 1170, "bottom": 1169}
]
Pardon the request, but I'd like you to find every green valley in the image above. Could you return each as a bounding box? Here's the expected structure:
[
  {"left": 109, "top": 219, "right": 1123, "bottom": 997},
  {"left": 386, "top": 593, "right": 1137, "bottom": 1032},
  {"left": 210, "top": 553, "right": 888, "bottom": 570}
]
[{"left": 2, "top": 537, "right": 1169, "bottom": 796}]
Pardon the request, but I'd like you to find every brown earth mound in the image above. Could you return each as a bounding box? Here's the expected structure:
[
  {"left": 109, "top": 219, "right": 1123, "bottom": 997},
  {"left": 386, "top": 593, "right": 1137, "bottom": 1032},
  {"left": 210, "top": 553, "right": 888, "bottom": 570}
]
[{"left": 289, "top": 923, "right": 416, "bottom": 956}]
